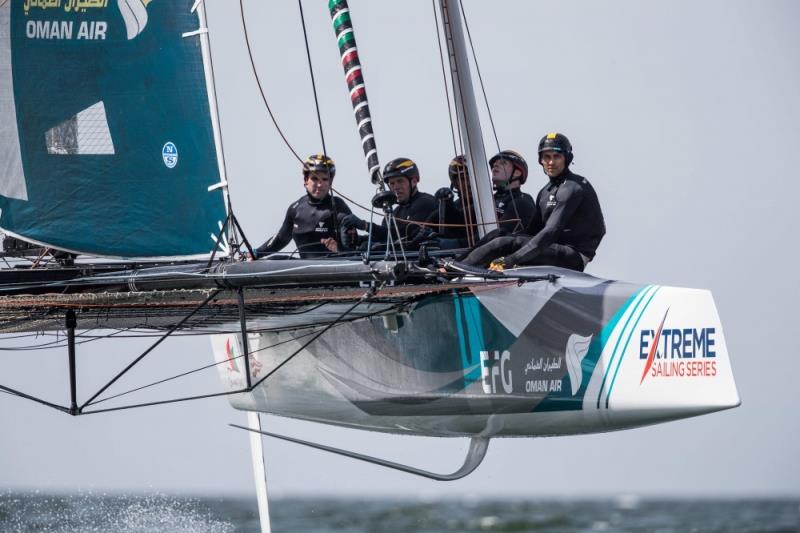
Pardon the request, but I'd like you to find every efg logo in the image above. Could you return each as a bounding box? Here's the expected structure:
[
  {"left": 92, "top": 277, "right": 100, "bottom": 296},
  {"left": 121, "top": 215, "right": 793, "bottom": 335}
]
[
  {"left": 639, "top": 308, "right": 717, "bottom": 384},
  {"left": 480, "top": 350, "right": 512, "bottom": 394}
]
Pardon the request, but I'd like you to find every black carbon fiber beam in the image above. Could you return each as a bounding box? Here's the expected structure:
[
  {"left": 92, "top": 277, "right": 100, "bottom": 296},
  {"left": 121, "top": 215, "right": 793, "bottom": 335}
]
[{"left": 66, "top": 309, "right": 78, "bottom": 415}]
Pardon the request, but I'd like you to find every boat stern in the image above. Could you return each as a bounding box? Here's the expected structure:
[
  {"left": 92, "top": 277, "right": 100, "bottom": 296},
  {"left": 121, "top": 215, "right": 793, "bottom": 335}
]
[{"left": 584, "top": 285, "right": 741, "bottom": 430}]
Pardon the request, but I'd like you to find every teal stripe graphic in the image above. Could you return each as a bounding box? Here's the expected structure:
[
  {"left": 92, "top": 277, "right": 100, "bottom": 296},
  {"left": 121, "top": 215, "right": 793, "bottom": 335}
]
[
  {"left": 595, "top": 285, "right": 654, "bottom": 408},
  {"left": 604, "top": 286, "right": 661, "bottom": 408},
  {"left": 462, "top": 296, "right": 485, "bottom": 382},
  {"left": 530, "top": 284, "right": 648, "bottom": 414},
  {"left": 452, "top": 293, "right": 470, "bottom": 376}
]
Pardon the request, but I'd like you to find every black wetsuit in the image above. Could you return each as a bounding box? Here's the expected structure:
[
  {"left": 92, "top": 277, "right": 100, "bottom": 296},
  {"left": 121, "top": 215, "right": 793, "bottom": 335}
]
[
  {"left": 494, "top": 188, "right": 537, "bottom": 234},
  {"left": 463, "top": 170, "right": 605, "bottom": 270},
  {"left": 256, "top": 194, "right": 351, "bottom": 259},
  {"left": 369, "top": 190, "right": 437, "bottom": 247},
  {"left": 431, "top": 194, "right": 478, "bottom": 248}
]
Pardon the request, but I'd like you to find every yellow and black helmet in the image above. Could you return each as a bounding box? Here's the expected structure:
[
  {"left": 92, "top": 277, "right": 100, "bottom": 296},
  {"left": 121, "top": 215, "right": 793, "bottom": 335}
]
[
  {"left": 489, "top": 150, "right": 529, "bottom": 184},
  {"left": 382, "top": 157, "right": 419, "bottom": 183},
  {"left": 303, "top": 154, "right": 335, "bottom": 179},
  {"left": 448, "top": 155, "right": 469, "bottom": 182},
  {"left": 537, "top": 133, "right": 573, "bottom": 164}
]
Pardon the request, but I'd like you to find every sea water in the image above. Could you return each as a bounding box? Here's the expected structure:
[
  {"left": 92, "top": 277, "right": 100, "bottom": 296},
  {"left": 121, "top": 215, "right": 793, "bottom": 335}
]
[{"left": 1, "top": 492, "right": 798, "bottom": 532}]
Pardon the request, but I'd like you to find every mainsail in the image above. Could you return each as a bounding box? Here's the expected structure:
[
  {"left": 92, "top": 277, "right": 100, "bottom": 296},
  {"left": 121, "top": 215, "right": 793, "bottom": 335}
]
[{"left": 0, "top": 0, "right": 226, "bottom": 258}]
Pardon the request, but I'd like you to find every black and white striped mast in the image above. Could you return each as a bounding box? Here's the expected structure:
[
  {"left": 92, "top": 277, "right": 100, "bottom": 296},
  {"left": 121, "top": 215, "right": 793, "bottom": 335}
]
[{"left": 437, "top": 0, "right": 498, "bottom": 237}]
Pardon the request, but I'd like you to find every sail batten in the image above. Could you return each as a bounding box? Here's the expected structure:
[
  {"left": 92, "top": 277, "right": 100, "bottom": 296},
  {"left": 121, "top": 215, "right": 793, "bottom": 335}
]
[{"left": 0, "top": 0, "right": 226, "bottom": 258}]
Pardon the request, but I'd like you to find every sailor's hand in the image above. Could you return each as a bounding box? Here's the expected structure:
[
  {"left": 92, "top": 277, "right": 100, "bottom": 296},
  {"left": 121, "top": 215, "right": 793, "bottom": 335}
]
[
  {"left": 321, "top": 237, "right": 339, "bottom": 253},
  {"left": 339, "top": 226, "right": 358, "bottom": 250},
  {"left": 242, "top": 251, "right": 255, "bottom": 261},
  {"left": 434, "top": 187, "right": 454, "bottom": 201},
  {"left": 488, "top": 257, "right": 506, "bottom": 272},
  {"left": 341, "top": 214, "right": 366, "bottom": 231}
]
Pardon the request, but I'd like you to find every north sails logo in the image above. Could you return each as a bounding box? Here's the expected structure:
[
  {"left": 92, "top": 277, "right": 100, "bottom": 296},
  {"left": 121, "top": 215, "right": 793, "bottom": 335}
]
[
  {"left": 639, "top": 308, "right": 717, "bottom": 384},
  {"left": 118, "top": 0, "right": 153, "bottom": 40}
]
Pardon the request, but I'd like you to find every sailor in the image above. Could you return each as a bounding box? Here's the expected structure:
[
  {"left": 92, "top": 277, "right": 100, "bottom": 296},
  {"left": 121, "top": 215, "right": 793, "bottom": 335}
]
[
  {"left": 490, "top": 150, "right": 537, "bottom": 234},
  {"left": 462, "top": 133, "right": 605, "bottom": 271},
  {"left": 254, "top": 154, "right": 352, "bottom": 258},
  {"left": 429, "top": 155, "right": 479, "bottom": 249},
  {"left": 341, "top": 157, "right": 437, "bottom": 250}
]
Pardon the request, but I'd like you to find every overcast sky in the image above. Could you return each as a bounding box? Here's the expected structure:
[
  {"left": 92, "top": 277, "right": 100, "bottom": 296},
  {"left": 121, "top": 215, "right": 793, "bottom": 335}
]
[{"left": 2, "top": 0, "right": 799, "bottom": 499}]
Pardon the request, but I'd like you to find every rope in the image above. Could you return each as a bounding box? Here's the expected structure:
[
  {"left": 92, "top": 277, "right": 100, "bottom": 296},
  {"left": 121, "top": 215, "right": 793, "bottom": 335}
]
[
  {"left": 432, "top": 0, "right": 459, "bottom": 157},
  {"left": 249, "top": 283, "right": 382, "bottom": 389},
  {"left": 78, "top": 287, "right": 387, "bottom": 415},
  {"left": 297, "top": 0, "right": 328, "bottom": 157},
  {"left": 460, "top": 0, "right": 500, "bottom": 153},
  {"left": 238, "top": 0, "right": 303, "bottom": 164}
]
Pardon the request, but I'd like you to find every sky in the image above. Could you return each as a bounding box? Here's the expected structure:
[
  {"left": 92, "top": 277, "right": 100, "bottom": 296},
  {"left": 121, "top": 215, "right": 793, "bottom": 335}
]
[{"left": 1, "top": 0, "right": 799, "bottom": 500}]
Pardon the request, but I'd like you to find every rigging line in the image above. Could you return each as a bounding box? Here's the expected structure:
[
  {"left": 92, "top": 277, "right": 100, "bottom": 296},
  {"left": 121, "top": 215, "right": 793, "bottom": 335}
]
[
  {"left": 89, "top": 327, "right": 320, "bottom": 406},
  {"left": 331, "top": 186, "right": 379, "bottom": 217},
  {"left": 0, "top": 382, "right": 68, "bottom": 413},
  {"left": 249, "top": 283, "right": 383, "bottom": 390},
  {"left": 80, "top": 289, "right": 222, "bottom": 409},
  {"left": 459, "top": 0, "right": 500, "bottom": 152},
  {"left": 297, "top": 0, "right": 328, "bottom": 157},
  {"left": 80, "top": 388, "right": 250, "bottom": 415},
  {"left": 76, "top": 295, "right": 399, "bottom": 409},
  {"left": 0, "top": 326, "right": 105, "bottom": 350},
  {"left": 84, "top": 298, "right": 401, "bottom": 413},
  {"left": 443, "top": 0, "right": 485, "bottom": 203},
  {"left": 432, "top": 0, "right": 459, "bottom": 157},
  {"left": 238, "top": 0, "right": 303, "bottom": 164}
]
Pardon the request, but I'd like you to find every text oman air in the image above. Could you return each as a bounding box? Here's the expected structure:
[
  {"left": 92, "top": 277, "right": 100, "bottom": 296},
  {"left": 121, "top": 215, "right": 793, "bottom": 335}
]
[{"left": 26, "top": 20, "right": 108, "bottom": 40}]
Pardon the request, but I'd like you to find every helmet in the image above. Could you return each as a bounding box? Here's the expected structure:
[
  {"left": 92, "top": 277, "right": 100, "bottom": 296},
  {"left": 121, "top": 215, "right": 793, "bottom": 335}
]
[
  {"left": 448, "top": 155, "right": 469, "bottom": 183},
  {"left": 382, "top": 157, "right": 420, "bottom": 183},
  {"left": 537, "top": 133, "right": 573, "bottom": 164},
  {"left": 489, "top": 150, "right": 528, "bottom": 184},
  {"left": 303, "top": 154, "right": 335, "bottom": 179}
]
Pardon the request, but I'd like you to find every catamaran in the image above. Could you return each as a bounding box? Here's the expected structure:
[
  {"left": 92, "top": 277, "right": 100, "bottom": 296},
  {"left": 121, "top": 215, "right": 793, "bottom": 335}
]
[{"left": 0, "top": 1, "right": 739, "bottom": 530}]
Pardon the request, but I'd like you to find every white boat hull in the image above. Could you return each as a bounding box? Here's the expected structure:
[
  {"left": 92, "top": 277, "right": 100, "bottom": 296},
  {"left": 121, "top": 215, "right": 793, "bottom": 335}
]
[{"left": 211, "top": 267, "right": 740, "bottom": 438}]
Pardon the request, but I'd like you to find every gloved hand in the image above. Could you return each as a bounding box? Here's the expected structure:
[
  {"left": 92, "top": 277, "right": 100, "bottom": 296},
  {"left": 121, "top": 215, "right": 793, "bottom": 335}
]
[
  {"left": 435, "top": 237, "right": 462, "bottom": 250},
  {"left": 339, "top": 226, "right": 359, "bottom": 250},
  {"left": 434, "top": 187, "right": 454, "bottom": 200},
  {"left": 419, "top": 237, "right": 442, "bottom": 250},
  {"left": 340, "top": 213, "right": 367, "bottom": 231},
  {"left": 409, "top": 226, "right": 435, "bottom": 245},
  {"left": 488, "top": 257, "right": 506, "bottom": 272}
]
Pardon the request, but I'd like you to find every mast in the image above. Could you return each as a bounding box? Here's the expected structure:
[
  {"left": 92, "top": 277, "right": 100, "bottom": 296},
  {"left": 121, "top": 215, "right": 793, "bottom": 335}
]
[
  {"left": 193, "top": 1, "right": 234, "bottom": 252},
  {"left": 438, "top": 0, "right": 497, "bottom": 237},
  {"left": 329, "top": 0, "right": 383, "bottom": 187}
]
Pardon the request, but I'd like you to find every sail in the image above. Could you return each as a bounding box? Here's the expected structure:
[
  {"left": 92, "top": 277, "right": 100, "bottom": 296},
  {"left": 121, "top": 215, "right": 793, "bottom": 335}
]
[{"left": 0, "top": 0, "right": 226, "bottom": 258}]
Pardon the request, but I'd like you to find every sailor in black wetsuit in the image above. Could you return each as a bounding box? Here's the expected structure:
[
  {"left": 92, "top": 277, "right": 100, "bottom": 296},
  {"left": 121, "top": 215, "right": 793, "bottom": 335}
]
[
  {"left": 462, "top": 133, "right": 605, "bottom": 271},
  {"left": 452, "top": 150, "right": 538, "bottom": 256},
  {"left": 341, "top": 157, "right": 436, "bottom": 250},
  {"left": 490, "top": 150, "right": 537, "bottom": 234},
  {"left": 255, "top": 154, "right": 352, "bottom": 259},
  {"left": 430, "top": 155, "right": 479, "bottom": 249}
]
